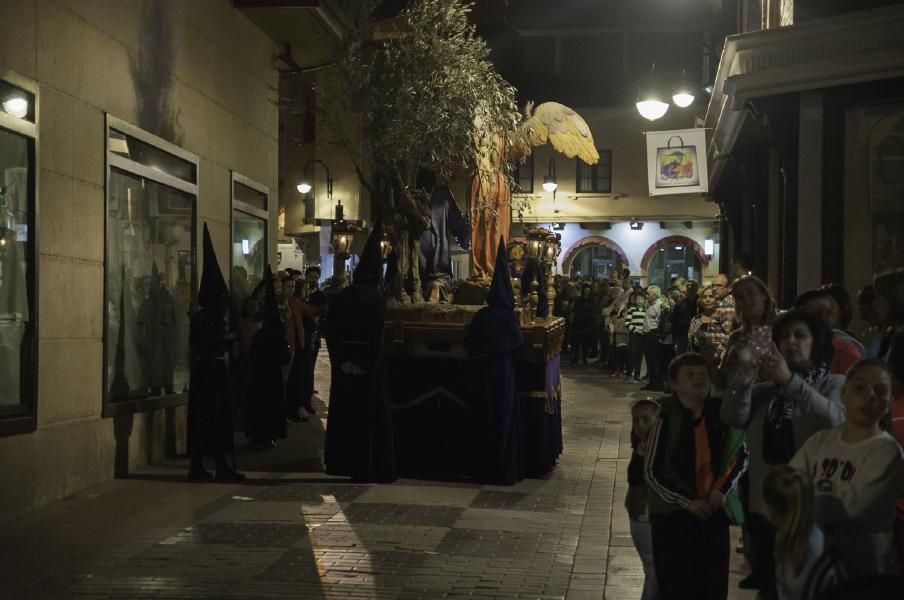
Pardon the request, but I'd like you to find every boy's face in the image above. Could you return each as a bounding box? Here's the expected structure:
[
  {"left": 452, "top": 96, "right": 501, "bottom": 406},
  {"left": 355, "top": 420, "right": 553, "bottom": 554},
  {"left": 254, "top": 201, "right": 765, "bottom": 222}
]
[
  {"left": 633, "top": 294, "right": 644, "bottom": 306},
  {"left": 843, "top": 365, "right": 891, "bottom": 429},
  {"left": 632, "top": 406, "right": 658, "bottom": 440},
  {"left": 670, "top": 365, "right": 710, "bottom": 402}
]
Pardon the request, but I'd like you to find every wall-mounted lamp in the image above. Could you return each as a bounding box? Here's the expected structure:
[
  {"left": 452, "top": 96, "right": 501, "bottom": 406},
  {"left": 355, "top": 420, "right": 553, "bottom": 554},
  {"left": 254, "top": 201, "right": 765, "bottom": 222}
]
[
  {"left": 2, "top": 96, "right": 28, "bottom": 119},
  {"left": 671, "top": 70, "right": 696, "bottom": 108},
  {"left": 704, "top": 238, "right": 714, "bottom": 256},
  {"left": 630, "top": 221, "right": 643, "bottom": 231},
  {"left": 296, "top": 159, "right": 332, "bottom": 200},
  {"left": 636, "top": 73, "right": 670, "bottom": 122},
  {"left": 634, "top": 40, "right": 711, "bottom": 121},
  {"left": 542, "top": 158, "right": 558, "bottom": 193}
]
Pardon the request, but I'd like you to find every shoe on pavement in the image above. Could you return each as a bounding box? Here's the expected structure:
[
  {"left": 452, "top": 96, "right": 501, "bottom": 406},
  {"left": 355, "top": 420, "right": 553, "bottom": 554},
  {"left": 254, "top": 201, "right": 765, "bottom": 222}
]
[
  {"left": 188, "top": 467, "right": 213, "bottom": 481},
  {"left": 214, "top": 468, "right": 246, "bottom": 482}
]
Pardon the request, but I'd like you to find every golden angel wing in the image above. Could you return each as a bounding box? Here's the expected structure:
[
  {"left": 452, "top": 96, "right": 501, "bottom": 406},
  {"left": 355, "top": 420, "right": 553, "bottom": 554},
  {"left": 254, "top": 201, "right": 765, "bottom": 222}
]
[{"left": 516, "top": 102, "right": 599, "bottom": 165}]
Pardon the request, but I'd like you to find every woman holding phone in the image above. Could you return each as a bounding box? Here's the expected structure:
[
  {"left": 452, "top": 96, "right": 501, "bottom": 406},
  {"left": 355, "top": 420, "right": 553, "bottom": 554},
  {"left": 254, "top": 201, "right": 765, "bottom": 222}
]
[{"left": 721, "top": 310, "right": 845, "bottom": 598}]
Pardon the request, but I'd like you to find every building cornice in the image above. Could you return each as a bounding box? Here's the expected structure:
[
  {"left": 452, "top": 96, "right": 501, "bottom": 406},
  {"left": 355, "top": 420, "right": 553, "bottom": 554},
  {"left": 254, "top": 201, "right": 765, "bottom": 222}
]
[{"left": 705, "top": 4, "right": 904, "bottom": 188}]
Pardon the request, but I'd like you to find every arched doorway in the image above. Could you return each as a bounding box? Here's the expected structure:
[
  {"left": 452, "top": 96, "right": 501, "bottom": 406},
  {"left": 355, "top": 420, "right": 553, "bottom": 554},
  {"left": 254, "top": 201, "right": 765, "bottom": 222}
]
[
  {"left": 641, "top": 236, "right": 708, "bottom": 289},
  {"left": 562, "top": 236, "right": 629, "bottom": 280}
]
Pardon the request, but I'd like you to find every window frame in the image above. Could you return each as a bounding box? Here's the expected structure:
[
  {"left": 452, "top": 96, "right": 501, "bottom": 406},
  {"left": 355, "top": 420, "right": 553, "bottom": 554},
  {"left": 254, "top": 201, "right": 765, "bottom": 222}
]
[
  {"left": 0, "top": 68, "right": 39, "bottom": 438},
  {"left": 230, "top": 170, "right": 269, "bottom": 290},
  {"left": 515, "top": 153, "right": 534, "bottom": 194},
  {"left": 575, "top": 149, "right": 613, "bottom": 194},
  {"left": 102, "top": 115, "right": 199, "bottom": 418}
]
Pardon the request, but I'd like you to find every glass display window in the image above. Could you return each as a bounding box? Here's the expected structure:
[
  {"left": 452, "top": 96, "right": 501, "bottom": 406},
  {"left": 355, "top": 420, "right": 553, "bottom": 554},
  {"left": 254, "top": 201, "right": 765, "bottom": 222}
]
[
  {"left": 0, "top": 72, "right": 37, "bottom": 437},
  {"left": 104, "top": 116, "right": 198, "bottom": 414},
  {"left": 230, "top": 172, "right": 268, "bottom": 328}
]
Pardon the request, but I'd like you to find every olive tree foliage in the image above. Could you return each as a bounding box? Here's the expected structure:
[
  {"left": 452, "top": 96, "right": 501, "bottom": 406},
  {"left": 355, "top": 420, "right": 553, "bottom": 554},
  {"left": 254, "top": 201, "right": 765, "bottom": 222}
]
[{"left": 317, "top": 0, "right": 520, "bottom": 302}]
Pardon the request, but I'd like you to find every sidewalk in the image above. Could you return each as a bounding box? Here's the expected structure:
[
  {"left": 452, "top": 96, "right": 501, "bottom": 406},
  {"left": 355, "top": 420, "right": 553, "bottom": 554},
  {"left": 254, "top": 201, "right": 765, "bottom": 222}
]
[{"left": 0, "top": 357, "right": 757, "bottom": 599}]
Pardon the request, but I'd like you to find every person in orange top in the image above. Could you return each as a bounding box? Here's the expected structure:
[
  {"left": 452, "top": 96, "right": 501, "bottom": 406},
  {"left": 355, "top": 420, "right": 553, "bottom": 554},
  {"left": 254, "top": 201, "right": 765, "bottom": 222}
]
[{"left": 286, "top": 279, "right": 327, "bottom": 423}]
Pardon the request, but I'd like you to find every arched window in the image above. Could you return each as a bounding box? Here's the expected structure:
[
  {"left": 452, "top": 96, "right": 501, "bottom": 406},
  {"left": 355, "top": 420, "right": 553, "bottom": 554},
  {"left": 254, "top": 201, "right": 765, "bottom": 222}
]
[
  {"left": 570, "top": 244, "right": 624, "bottom": 280},
  {"left": 644, "top": 238, "right": 704, "bottom": 289}
]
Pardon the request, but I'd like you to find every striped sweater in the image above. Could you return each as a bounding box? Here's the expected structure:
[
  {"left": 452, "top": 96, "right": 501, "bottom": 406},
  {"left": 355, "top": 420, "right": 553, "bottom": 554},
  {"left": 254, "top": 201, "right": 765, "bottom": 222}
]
[{"left": 625, "top": 306, "right": 646, "bottom": 335}]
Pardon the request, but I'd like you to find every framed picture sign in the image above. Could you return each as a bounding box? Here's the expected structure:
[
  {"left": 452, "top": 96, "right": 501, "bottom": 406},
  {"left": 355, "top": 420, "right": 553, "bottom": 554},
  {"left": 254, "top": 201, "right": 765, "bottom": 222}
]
[{"left": 645, "top": 128, "right": 709, "bottom": 196}]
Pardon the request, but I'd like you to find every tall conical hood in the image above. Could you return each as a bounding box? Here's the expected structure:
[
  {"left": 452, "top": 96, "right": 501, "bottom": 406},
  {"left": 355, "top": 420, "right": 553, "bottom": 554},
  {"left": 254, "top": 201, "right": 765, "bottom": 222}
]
[
  {"left": 198, "top": 223, "right": 229, "bottom": 309},
  {"left": 486, "top": 236, "right": 514, "bottom": 309},
  {"left": 353, "top": 211, "right": 383, "bottom": 287},
  {"left": 261, "top": 264, "right": 282, "bottom": 331}
]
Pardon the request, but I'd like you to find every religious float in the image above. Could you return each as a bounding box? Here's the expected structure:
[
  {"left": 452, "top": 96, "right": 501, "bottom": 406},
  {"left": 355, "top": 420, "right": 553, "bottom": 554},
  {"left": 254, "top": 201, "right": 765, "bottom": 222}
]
[{"left": 382, "top": 224, "right": 569, "bottom": 480}]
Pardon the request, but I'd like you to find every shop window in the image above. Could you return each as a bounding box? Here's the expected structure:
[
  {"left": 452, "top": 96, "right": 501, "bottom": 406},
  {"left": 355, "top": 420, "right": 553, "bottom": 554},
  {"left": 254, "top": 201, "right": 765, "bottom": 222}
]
[
  {"left": 576, "top": 150, "right": 612, "bottom": 193},
  {"left": 0, "top": 75, "right": 37, "bottom": 436},
  {"left": 647, "top": 244, "right": 702, "bottom": 290},
  {"left": 230, "top": 172, "right": 268, "bottom": 324},
  {"left": 104, "top": 116, "right": 198, "bottom": 415}
]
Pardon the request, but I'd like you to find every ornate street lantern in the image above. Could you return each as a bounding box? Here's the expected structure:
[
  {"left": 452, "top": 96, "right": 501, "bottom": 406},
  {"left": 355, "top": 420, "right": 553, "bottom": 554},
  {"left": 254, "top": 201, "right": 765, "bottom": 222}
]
[{"left": 330, "top": 200, "right": 357, "bottom": 259}]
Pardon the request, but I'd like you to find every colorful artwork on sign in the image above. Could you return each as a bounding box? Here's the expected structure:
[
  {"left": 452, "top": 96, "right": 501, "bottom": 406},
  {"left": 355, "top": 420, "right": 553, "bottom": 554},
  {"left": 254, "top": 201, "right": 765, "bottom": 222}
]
[{"left": 645, "top": 128, "right": 709, "bottom": 196}]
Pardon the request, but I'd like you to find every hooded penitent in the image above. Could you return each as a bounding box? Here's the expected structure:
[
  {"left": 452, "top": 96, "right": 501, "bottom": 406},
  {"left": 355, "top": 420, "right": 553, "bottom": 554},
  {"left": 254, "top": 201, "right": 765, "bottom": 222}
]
[
  {"left": 198, "top": 223, "right": 229, "bottom": 310},
  {"left": 464, "top": 236, "right": 525, "bottom": 485},
  {"left": 244, "top": 262, "right": 290, "bottom": 444},
  {"left": 353, "top": 212, "right": 383, "bottom": 288},
  {"left": 466, "top": 236, "right": 525, "bottom": 358}
]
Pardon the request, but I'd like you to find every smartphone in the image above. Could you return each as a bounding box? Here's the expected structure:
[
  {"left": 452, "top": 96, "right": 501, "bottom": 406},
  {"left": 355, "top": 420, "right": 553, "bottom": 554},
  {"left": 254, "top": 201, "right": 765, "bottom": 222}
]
[{"left": 749, "top": 325, "right": 772, "bottom": 361}]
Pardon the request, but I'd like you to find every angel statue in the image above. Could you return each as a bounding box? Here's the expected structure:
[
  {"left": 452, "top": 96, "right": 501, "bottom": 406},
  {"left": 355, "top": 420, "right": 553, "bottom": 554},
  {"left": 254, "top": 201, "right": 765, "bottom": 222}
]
[{"left": 469, "top": 101, "right": 599, "bottom": 280}]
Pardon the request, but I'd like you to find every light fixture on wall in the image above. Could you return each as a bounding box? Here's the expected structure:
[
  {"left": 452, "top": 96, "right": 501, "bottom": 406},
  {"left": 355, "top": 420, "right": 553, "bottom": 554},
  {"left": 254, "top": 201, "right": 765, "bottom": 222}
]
[
  {"left": 2, "top": 95, "right": 28, "bottom": 119},
  {"left": 242, "top": 239, "right": 251, "bottom": 256},
  {"left": 296, "top": 159, "right": 332, "bottom": 199},
  {"left": 704, "top": 238, "right": 714, "bottom": 256},
  {"left": 630, "top": 221, "right": 643, "bottom": 231},
  {"left": 542, "top": 158, "right": 558, "bottom": 192},
  {"left": 634, "top": 40, "right": 712, "bottom": 121},
  {"left": 636, "top": 73, "right": 670, "bottom": 122},
  {"left": 671, "top": 70, "right": 696, "bottom": 108}
]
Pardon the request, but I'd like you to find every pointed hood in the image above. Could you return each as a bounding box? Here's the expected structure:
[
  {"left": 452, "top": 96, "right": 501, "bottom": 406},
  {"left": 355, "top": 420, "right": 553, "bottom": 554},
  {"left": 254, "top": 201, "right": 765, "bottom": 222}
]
[
  {"left": 353, "top": 212, "right": 383, "bottom": 287},
  {"left": 261, "top": 264, "right": 282, "bottom": 331},
  {"left": 198, "top": 223, "right": 229, "bottom": 309},
  {"left": 486, "top": 236, "right": 514, "bottom": 309}
]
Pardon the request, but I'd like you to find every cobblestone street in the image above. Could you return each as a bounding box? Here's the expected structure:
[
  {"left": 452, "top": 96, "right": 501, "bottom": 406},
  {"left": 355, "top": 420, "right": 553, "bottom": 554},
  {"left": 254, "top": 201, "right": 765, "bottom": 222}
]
[{"left": 1, "top": 357, "right": 756, "bottom": 600}]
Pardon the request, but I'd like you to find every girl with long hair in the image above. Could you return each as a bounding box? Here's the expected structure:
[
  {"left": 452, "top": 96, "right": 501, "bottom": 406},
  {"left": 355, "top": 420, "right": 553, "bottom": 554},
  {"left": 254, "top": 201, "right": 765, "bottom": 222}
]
[{"left": 763, "top": 465, "right": 823, "bottom": 600}]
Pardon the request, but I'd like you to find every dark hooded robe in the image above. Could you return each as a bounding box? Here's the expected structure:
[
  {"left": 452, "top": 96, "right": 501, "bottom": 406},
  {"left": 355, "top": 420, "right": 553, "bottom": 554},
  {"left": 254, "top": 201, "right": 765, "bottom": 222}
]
[
  {"left": 323, "top": 213, "right": 397, "bottom": 482},
  {"left": 188, "top": 224, "right": 236, "bottom": 464},
  {"left": 464, "top": 237, "right": 526, "bottom": 485},
  {"left": 244, "top": 264, "right": 291, "bottom": 443}
]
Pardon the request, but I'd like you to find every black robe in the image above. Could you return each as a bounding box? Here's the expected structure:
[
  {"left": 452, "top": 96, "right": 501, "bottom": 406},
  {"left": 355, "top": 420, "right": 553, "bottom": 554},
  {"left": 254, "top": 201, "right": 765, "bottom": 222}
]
[
  {"left": 187, "top": 308, "right": 235, "bottom": 456},
  {"left": 464, "top": 304, "right": 525, "bottom": 485},
  {"left": 244, "top": 327, "right": 290, "bottom": 442},
  {"left": 323, "top": 284, "right": 397, "bottom": 482}
]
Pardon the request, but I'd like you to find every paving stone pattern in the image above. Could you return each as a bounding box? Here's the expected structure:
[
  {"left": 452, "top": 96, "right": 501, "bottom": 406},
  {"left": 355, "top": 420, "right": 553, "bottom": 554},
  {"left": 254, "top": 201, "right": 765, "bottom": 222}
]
[{"left": 0, "top": 356, "right": 757, "bottom": 599}]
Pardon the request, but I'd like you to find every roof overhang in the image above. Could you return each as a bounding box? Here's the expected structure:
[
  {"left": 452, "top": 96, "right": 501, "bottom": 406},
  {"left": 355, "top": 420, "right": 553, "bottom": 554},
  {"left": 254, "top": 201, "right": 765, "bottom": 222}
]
[
  {"left": 704, "top": 3, "right": 904, "bottom": 188},
  {"left": 234, "top": 0, "right": 348, "bottom": 68}
]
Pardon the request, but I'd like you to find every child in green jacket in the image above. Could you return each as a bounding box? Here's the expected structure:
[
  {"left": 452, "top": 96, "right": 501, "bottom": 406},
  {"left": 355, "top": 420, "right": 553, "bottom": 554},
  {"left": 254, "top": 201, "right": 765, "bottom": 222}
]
[{"left": 644, "top": 352, "right": 749, "bottom": 600}]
